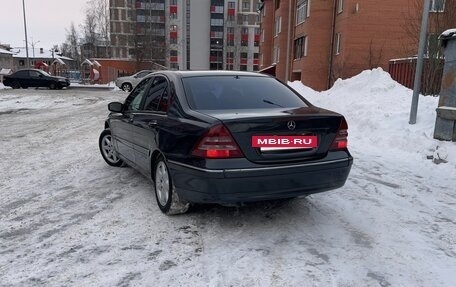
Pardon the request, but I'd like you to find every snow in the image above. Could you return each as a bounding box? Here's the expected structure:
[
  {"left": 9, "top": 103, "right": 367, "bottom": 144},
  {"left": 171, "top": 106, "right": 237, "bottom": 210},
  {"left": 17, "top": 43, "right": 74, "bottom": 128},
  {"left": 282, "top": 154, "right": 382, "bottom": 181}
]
[
  {"left": 440, "top": 28, "right": 456, "bottom": 38},
  {"left": 11, "top": 47, "right": 73, "bottom": 60},
  {"left": 1, "top": 69, "right": 456, "bottom": 286}
]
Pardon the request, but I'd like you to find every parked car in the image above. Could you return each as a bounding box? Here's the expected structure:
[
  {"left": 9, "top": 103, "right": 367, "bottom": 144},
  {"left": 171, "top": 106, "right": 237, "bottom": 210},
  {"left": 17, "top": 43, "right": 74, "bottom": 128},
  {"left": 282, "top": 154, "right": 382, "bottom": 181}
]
[
  {"left": 3, "top": 69, "right": 70, "bottom": 89},
  {"left": 115, "top": 70, "right": 153, "bottom": 92},
  {"left": 99, "top": 71, "right": 353, "bottom": 214}
]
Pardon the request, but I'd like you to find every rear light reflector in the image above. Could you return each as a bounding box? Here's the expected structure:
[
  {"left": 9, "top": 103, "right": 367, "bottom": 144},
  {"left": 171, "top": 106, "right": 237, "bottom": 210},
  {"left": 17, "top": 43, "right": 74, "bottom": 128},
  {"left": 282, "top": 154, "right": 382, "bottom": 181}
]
[
  {"left": 192, "top": 124, "right": 244, "bottom": 159},
  {"left": 330, "top": 118, "right": 348, "bottom": 151}
]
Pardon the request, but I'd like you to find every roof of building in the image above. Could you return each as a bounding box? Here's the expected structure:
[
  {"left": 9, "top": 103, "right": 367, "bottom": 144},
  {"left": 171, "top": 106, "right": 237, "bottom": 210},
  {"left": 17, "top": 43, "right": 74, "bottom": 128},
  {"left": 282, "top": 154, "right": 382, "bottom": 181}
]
[
  {"left": 0, "top": 48, "right": 13, "bottom": 55},
  {"left": 11, "top": 47, "right": 73, "bottom": 61}
]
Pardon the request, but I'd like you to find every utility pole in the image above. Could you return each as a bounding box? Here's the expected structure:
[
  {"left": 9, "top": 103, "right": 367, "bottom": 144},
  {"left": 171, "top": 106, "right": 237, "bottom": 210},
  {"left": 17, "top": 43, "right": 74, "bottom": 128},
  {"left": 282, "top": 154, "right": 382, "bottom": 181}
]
[
  {"left": 30, "top": 38, "right": 40, "bottom": 58},
  {"left": 22, "top": 0, "right": 30, "bottom": 67},
  {"left": 410, "top": 0, "right": 431, "bottom": 124}
]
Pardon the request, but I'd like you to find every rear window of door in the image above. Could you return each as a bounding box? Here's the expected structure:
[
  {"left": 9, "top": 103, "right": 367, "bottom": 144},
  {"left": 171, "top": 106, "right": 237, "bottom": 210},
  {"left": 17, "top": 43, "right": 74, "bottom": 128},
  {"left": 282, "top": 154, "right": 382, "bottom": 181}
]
[
  {"left": 143, "top": 76, "right": 169, "bottom": 112},
  {"left": 182, "top": 76, "right": 309, "bottom": 110},
  {"left": 14, "top": 70, "right": 29, "bottom": 78}
]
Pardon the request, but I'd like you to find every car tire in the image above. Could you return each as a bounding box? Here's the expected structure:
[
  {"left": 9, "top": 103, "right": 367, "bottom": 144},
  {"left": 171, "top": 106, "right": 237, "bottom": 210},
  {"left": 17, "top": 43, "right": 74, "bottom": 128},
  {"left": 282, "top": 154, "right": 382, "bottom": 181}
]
[
  {"left": 49, "top": 83, "right": 56, "bottom": 90},
  {"left": 121, "top": 83, "right": 132, "bottom": 92},
  {"left": 99, "top": 129, "right": 125, "bottom": 167},
  {"left": 154, "top": 156, "right": 189, "bottom": 215},
  {"left": 12, "top": 82, "right": 20, "bottom": 89}
]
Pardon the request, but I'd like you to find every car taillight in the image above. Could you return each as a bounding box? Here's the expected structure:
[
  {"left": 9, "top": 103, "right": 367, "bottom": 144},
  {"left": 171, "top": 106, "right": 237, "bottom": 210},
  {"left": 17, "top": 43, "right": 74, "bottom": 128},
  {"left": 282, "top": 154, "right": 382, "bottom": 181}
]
[
  {"left": 192, "top": 124, "right": 243, "bottom": 159},
  {"left": 330, "top": 118, "right": 348, "bottom": 150}
]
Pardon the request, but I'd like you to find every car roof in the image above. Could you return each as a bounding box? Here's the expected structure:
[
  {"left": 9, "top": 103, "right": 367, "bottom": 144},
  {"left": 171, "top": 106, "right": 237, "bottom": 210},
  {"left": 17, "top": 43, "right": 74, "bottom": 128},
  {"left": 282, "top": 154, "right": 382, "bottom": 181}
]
[
  {"left": 16, "top": 68, "right": 45, "bottom": 72},
  {"left": 153, "top": 70, "right": 270, "bottom": 79}
]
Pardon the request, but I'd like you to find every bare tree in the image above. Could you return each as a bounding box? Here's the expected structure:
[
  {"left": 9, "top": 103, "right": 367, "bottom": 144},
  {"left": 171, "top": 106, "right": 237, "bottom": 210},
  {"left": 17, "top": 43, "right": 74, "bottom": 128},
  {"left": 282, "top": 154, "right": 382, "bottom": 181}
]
[
  {"left": 61, "top": 22, "right": 81, "bottom": 67},
  {"left": 80, "top": 3, "right": 98, "bottom": 59},
  {"left": 403, "top": 0, "right": 456, "bottom": 95}
]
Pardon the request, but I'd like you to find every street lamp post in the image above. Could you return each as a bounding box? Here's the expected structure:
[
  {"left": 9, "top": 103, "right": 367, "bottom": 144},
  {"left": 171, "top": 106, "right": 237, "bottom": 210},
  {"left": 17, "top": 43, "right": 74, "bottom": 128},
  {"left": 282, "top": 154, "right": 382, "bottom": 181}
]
[
  {"left": 22, "top": 0, "right": 30, "bottom": 67},
  {"left": 409, "top": 0, "right": 431, "bottom": 124}
]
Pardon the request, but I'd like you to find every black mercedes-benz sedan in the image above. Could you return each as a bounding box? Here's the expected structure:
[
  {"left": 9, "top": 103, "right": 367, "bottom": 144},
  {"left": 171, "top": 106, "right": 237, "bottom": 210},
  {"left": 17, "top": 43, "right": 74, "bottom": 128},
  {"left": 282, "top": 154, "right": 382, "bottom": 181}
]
[
  {"left": 99, "top": 71, "right": 352, "bottom": 214},
  {"left": 3, "top": 69, "right": 70, "bottom": 89}
]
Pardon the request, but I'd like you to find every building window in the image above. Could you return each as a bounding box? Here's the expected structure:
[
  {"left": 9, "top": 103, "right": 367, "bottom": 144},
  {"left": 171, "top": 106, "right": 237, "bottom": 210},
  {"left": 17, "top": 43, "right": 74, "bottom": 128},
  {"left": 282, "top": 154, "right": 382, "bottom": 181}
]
[
  {"left": 211, "top": 18, "right": 224, "bottom": 26},
  {"left": 242, "top": 14, "right": 249, "bottom": 23},
  {"left": 273, "top": 46, "right": 280, "bottom": 63},
  {"left": 228, "top": 1, "right": 236, "bottom": 9},
  {"left": 430, "top": 0, "right": 445, "bottom": 12},
  {"left": 241, "top": 40, "right": 248, "bottom": 46},
  {"left": 335, "top": 33, "right": 341, "bottom": 54},
  {"left": 242, "top": 1, "right": 250, "bottom": 10},
  {"left": 170, "top": 12, "right": 177, "bottom": 19},
  {"left": 170, "top": 25, "right": 177, "bottom": 31},
  {"left": 337, "top": 0, "right": 343, "bottom": 13},
  {"left": 170, "top": 63, "right": 179, "bottom": 69},
  {"left": 275, "top": 0, "right": 280, "bottom": 10},
  {"left": 294, "top": 36, "right": 307, "bottom": 59},
  {"left": 170, "top": 37, "right": 177, "bottom": 44},
  {"left": 227, "top": 14, "right": 235, "bottom": 21},
  {"left": 170, "top": 0, "right": 177, "bottom": 5},
  {"left": 170, "top": 50, "right": 178, "bottom": 56},
  {"left": 227, "top": 27, "right": 234, "bottom": 34},
  {"left": 296, "top": 0, "right": 309, "bottom": 25},
  {"left": 274, "top": 16, "right": 281, "bottom": 36}
]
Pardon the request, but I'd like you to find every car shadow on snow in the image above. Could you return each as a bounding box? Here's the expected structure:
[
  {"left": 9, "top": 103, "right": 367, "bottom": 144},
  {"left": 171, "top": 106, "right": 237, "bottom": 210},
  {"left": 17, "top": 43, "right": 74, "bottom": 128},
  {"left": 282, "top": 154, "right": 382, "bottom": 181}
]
[{"left": 186, "top": 196, "right": 311, "bottom": 218}]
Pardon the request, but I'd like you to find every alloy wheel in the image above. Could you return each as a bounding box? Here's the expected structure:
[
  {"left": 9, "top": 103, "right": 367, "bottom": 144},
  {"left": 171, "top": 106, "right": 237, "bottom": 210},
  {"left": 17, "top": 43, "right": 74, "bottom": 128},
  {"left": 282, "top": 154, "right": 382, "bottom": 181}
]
[
  {"left": 155, "top": 161, "right": 170, "bottom": 206},
  {"left": 101, "top": 134, "right": 120, "bottom": 164}
]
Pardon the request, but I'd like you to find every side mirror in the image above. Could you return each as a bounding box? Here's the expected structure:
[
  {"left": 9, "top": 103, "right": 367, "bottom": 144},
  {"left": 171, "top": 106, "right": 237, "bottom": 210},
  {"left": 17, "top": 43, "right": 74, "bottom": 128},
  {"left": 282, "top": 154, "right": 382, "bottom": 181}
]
[{"left": 108, "top": 102, "right": 123, "bottom": 113}]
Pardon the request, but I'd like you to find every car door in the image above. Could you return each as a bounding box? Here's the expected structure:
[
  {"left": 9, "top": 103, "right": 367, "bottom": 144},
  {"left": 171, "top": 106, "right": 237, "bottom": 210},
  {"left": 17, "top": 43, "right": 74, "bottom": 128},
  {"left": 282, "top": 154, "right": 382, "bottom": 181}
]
[
  {"left": 110, "top": 77, "right": 153, "bottom": 165},
  {"left": 130, "top": 75, "right": 170, "bottom": 174},
  {"left": 28, "top": 70, "right": 41, "bottom": 87}
]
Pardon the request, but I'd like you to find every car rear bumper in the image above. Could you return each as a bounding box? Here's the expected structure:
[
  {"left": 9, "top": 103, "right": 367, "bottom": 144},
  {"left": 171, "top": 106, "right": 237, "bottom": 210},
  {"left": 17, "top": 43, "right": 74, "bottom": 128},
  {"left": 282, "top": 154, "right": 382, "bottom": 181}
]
[{"left": 168, "top": 156, "right": 353, "bottom": 204}]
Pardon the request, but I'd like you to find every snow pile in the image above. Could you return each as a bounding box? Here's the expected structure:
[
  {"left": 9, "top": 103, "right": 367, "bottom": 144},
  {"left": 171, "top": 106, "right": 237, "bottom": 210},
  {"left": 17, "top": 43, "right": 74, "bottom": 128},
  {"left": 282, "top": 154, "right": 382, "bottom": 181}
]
[
  {"left": 289, "top": 68, "right": 456, "bottom": 168},
  {"left": 0, "top": 82, "right": 8, "bottom": 89}
]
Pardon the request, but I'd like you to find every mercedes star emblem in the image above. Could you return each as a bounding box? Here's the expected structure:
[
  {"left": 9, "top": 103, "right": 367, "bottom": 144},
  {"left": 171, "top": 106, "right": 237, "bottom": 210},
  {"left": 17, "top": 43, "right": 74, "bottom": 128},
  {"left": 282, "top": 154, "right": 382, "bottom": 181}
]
[{"left": 287, "top": 120, "right": 296, "bottom": 130}]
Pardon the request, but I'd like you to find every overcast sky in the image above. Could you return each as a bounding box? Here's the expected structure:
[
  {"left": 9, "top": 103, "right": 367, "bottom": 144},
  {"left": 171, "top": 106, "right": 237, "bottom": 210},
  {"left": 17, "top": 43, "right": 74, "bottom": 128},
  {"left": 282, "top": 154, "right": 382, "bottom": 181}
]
[{"left": 0, "top": 0, "right": 86, "bottom": 49}]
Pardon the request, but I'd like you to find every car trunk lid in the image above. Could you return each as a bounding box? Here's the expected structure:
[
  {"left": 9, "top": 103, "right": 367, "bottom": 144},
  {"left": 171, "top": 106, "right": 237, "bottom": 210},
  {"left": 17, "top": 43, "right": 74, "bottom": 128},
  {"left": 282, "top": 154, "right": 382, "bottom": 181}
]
[{"left": 197, "top": 107, "right": 344, "bottom": 163}]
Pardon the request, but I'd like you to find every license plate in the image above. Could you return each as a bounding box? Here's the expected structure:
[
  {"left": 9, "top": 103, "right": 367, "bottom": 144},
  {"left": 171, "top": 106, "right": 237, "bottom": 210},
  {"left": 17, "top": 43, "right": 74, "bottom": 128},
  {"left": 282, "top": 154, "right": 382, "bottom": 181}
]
[{"left": 252, "top": 136, "right": 318, "bottom": 150}]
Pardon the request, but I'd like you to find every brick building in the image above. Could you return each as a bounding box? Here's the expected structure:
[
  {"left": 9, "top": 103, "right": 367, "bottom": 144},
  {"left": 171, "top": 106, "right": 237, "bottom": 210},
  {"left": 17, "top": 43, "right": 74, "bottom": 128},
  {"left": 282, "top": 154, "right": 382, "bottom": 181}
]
[
  {"left": 259, "top": 0, "right": 454, "bottom": 91},
  {"left": 109, "top": 0, "right": 261, "bottom": 71}
]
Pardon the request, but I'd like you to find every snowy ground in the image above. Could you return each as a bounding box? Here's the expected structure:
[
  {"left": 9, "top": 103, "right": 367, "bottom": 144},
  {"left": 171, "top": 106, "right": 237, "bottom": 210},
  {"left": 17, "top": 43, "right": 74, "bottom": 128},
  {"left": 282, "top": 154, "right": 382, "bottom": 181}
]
[{"left": 1, "top": 70, "right": 455, "bottom": 287}]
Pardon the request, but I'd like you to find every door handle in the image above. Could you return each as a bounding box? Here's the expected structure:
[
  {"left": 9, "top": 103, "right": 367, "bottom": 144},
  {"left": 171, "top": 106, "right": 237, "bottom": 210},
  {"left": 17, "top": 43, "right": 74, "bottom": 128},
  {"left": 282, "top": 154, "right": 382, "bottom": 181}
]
[
  {"left": 128, "top": 115, "right": 134, "bottom": 122},
  {"left": 148, "top": 120, "right": 158, "bottom": 128}
]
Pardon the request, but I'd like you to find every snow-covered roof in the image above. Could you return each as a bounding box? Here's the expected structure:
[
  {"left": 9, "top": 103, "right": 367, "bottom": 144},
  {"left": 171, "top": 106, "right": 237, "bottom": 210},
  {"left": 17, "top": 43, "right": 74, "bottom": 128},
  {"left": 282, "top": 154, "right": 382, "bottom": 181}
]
[
  {"left": 0, "top": 48, "right": 13, "bottom": 55},
  {"left": 0, "top": 68, "right": 12, "bottom": 75},
  {"left": 11, "top": 47, "right": 73, "bottom": 61},
  {"left": 440, "top": 28, "right": 456, "bottom": 39},
  {"left": 53, "top": 58, "right": 66, "bottom": 66}
]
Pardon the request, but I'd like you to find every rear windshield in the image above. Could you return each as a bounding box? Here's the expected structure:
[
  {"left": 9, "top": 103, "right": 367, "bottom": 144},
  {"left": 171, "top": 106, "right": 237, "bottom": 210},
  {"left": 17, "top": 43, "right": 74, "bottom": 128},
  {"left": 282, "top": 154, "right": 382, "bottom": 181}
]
[{"left": 182, "top": 76, "right": 308, "bottom": 110}]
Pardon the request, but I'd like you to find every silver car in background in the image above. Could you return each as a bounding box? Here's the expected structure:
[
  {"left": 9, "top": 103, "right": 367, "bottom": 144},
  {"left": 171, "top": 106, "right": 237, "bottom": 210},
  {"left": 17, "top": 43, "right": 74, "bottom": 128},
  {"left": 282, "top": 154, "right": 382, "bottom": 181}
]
[{"left": 115, "top": 70, "right": 153, "bottom": 92}]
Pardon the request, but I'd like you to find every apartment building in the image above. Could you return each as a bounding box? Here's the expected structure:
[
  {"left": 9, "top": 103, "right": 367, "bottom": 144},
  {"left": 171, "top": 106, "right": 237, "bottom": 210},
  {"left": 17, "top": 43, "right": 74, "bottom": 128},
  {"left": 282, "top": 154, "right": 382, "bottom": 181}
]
[
  {"left": 109, "top": 0, "right": 261, "bottom": 71},
  {"left": 259, "top": 0, "right": 455, "bottom": 91}
]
